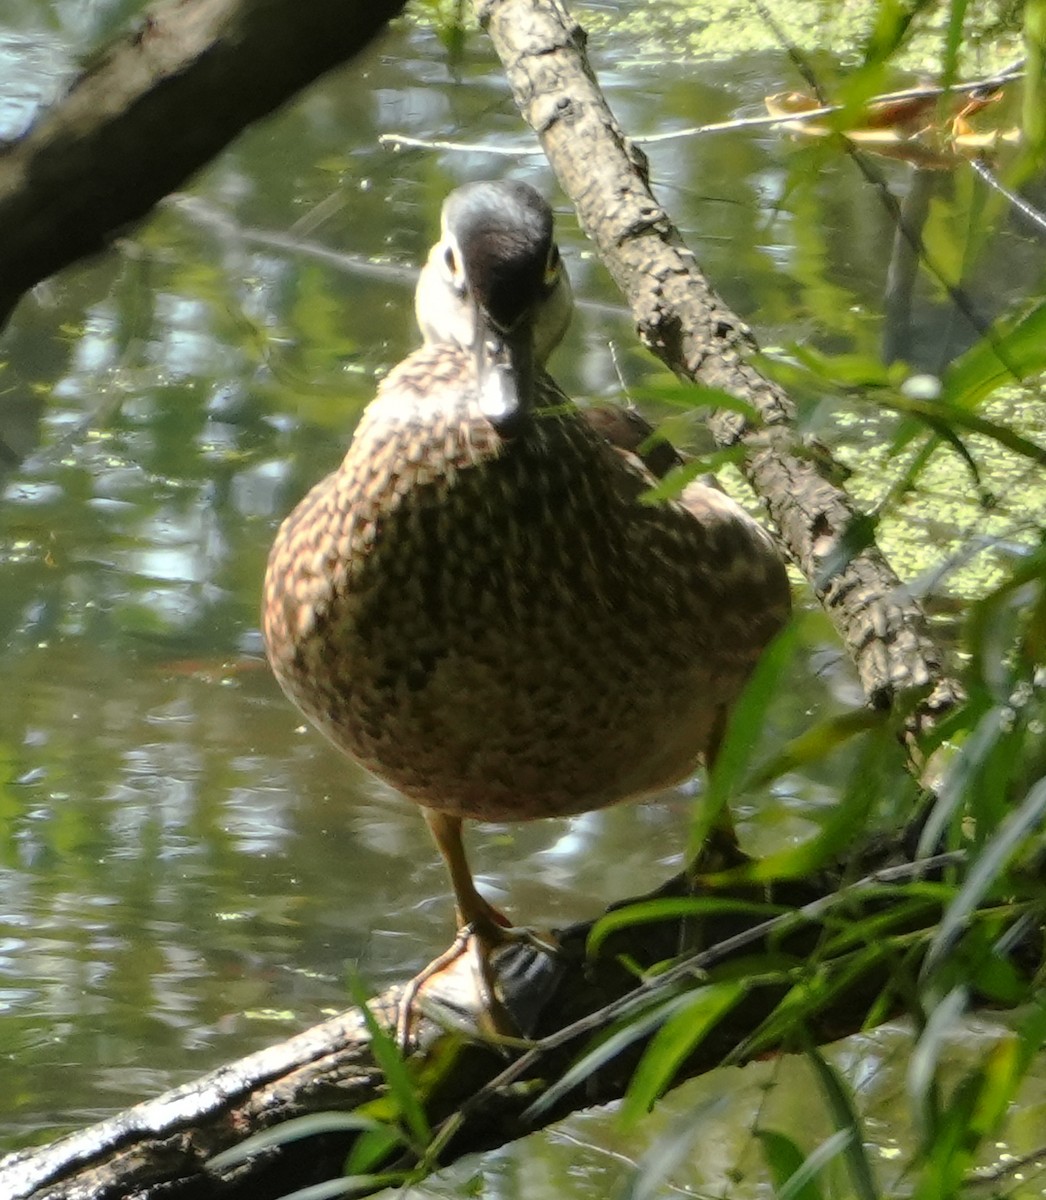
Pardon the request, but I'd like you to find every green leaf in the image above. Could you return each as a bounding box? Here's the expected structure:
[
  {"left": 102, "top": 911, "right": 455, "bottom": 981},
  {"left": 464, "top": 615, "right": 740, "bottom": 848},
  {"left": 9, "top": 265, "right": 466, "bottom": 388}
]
[
  {"left": 912, "top": 1063, "right": 985, "bottom": 1200},
  {"left": 347, "top": 973, "right": 431, "bottom": 1150},
  {"left": 522, "top": 990, "right": 692, "bottom": 1123},
  {"left": 634, "top": 379, "right": 762, "bottom": 423},
  {"left": 587, "top": 896, "right": 785, "bottom": 958},
  {"left": 874, "top": 389, "right": 1046, "bottom": 472},
  {"left": 690, "top": 617, "right": 802, "bottom": 856},
  {"left": 940, "top": 0, "right": 968, "bottom": 91},
  {"left": 806, "top": 1047, "right": 879, "bottom": 1200},
  {"left": 760, "top": 1128, "right": 857, "bottom": 1200},
  {"left": 971, "top": 998, "right": 1046, "bottom": 1137},
  {"left": 940, "top": 297, "right": 1046, "bottom": 410},
  {"left": 746, "top": 709, "right": 885, "bottom": 790},
  {"left": 1023, "top": 0, "right": 1046, "bottom": 161},
  {"left": 736, "top": 945, "right": 888, "bottom": 1064},
  {"left": 786, "top": 343, "right": 899, "bottom": 389},
  {"left": 862, "top": 0, "right": 932, "bottom": 64},
  {"left": 743, "top": 721, "right": 896, "bottom": 884},
  {"left": 967, "top": 544, "right": 1046, "bottom": 695},
  {"left": 757, "top": 1129, "right": 826, "bottom": 1200},
  {"left": 921, "top": 777, "right": 1046, "bottom": 981},
  {"left": 343, "top": 1125, "right": 407, "bottom": 1178},
  {"left": 275, "top": 1175, "right": 406, "bottom": 1200},
  {"left": 784, "top": 1131, "right": 859, "bottom": 1200},
  {"left": 907, "top": 985, "right": 969, "bottom": 1133},
  {"left": 820, "top": 888, "right": 952, "bottom": 959},
  {"left": 639, "top": 448, "right": 746, "bottom": 504},
  {"left": 621, "top": 981, "right": 746, "bottom": 1126},
  {"left": 916, "top": 705, "right": 1008, "bottom": 858},
  {"left": 971, "top": 952, "right": 1027, "bottom": 1006},
  {"left": 207, "top": 1112, "right": 391, "bottom": 1173}
]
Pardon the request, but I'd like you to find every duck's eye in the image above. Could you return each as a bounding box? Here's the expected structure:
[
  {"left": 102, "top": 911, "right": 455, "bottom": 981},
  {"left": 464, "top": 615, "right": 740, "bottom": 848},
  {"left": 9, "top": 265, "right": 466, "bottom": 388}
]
[{"left": 443, "top": 244, "right": 458, "bottom": 276}]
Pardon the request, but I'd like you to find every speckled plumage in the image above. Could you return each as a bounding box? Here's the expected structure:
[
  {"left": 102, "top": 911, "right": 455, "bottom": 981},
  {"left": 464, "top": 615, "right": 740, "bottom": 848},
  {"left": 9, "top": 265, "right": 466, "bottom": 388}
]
[
  {"left": 262, "top": 180, "right": 790, "bottom": 969},
  {"left": 264, "top": 347, "right": 788, "bottom": 822}
]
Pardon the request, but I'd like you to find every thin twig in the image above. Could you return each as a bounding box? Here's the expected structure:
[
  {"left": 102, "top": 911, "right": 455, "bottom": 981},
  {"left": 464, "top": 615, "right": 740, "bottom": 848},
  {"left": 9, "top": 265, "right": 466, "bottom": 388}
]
[
  {"left": 379, "top": 132, "right": 539, "bottom": 156},
  {"left": 383, "top": 67, "right": 1027, "bottom": 153},
  {"left": 967, "top": 1142, "right": 1046, "bottom": 1191},
  {"left": 969, "top": 157, "right": 1046, "bottom": 235},
  {"left": 639, "top": 66, "right": 1025, "bottom": 143}
]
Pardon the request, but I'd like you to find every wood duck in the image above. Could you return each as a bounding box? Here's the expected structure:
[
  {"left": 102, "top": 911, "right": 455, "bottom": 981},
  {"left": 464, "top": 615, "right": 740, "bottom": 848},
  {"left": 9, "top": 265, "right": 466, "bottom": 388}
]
[{"left": 262, "top": 179, "right": 790, "bottom": 1025}]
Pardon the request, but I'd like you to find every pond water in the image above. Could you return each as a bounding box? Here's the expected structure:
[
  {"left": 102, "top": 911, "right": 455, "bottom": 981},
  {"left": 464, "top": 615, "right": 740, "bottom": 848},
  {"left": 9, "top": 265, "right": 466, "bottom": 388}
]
[{"left": 1, "top": 2, "right": 1045, "bottom": 1196}]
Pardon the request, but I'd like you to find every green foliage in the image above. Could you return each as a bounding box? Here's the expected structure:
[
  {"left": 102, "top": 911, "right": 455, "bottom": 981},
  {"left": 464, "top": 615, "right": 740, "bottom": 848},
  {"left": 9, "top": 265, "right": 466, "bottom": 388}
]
[
  {"left": 412, "top": 0, "right": 471, "bottom": 58},
  {"left": 757, "top": 1127, "right": 830, "bottom": 1200},
  {"left": 588, "top": 896, "right": 788, "bottom": 958},
  {"left": 594, "top": 3, "right": 1046, "bottom": 1192},
  {"left": 522, "top": 989, "right": 712, "bottom": 1124},
  {"left": 346, "top": 974, "right": 431, "bottom": 1153},
  {"left": 207, "top": 1110, "right": 404, "bottom": 1175},
  {"left": 1022, "top": 0, "right": 1046, "bottom": 166},
  {"left": 689, "top": 617, "right": 805, "bottom": 858},
  {"left": 620, "top": 981, "right": 749, "bottom": 1125}
]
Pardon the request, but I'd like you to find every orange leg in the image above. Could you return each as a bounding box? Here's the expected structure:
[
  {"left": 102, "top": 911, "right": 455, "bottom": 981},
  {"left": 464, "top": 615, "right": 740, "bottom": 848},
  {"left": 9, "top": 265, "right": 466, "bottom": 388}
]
[
  {"left": 396, "top": 810, "right": 556, "bottom": 1046},
  {"left": 424, "top": 809, "right": 510, "bottom": 943}
]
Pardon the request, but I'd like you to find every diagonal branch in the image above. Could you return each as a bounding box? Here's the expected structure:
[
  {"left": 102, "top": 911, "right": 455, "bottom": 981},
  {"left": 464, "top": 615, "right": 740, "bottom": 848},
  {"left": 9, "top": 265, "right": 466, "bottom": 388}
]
[
  {"left": 0, "top": 0, "right": 407, "bottom": 329},
  {"left": 476, "top": 0, "right": 962, "bottom": 729}
]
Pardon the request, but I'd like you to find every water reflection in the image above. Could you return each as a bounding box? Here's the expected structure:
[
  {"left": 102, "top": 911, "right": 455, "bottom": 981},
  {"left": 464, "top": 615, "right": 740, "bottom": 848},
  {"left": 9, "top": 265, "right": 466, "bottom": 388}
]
[{"left": 0, "top": 3, "right": 1044, "bottom": 1193}]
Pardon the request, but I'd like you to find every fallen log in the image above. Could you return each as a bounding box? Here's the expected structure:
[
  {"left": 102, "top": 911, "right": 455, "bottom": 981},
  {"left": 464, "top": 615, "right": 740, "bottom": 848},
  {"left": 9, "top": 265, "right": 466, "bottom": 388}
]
[{"left": 6, "top": 847, "right": 1025, "bottom": 1200}]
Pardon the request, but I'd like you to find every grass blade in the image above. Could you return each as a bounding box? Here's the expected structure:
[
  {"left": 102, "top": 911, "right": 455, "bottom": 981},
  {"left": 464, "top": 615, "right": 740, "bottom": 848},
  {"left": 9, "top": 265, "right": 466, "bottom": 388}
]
[
  {"left": 907, "top": 984, "right": 968, "bottom": 1131},
  {"left": 805, "top": 1046, "right": 879, "bottom": 1200},
  {"left": 347, "top": 972, "right": 430, "bottom": 1150},
  {"left": 621, "top": 981, "right": 746, "bottom": 1126},
  {"left": 757, "top": 1129, "right": 826, "bottom": 1200},
  {"left": 208, "top": 1112, "right": 390, "bottom": 1172},
  {"left": 522, "top": 990, "right": 692, "bottom": 1122},
  {"left": 691, "top": 617, "right": 801, "bottom": 856},
  {"left": 921, "top": 777, "right": 1046, "bottom": 981},
  {"left": 276, "top": 1175, "right": 405, "bottom": 1200},
  {"left": 587, "top": 896, "right": 784, "bottom": 957}
]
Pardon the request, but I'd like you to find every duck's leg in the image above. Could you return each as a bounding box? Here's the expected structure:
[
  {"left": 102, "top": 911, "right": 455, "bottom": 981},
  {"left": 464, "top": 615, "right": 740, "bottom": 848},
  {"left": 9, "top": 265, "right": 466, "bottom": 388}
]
[
  {"left": 426, "top": 809, "right": 510, "bottom": 943},
  {"left": 397, "top": 811, "right": 557, "bottom": 1045}
]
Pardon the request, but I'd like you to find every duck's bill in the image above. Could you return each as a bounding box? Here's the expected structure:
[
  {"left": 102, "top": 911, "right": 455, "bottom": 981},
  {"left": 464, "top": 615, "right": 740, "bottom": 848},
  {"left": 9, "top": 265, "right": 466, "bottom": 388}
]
[{"left": 476, "top": 336, "right": 521, "bottom": 427}]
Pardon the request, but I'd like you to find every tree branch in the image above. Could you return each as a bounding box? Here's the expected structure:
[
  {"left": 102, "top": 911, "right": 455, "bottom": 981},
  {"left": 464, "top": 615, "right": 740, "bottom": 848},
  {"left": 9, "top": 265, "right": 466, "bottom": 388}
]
[
  {"left": 0, "top": 0, "right": 407, "bottom": 329},
  {"left": 476, "top": 0, "right": 962, "bottom": 730}
]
